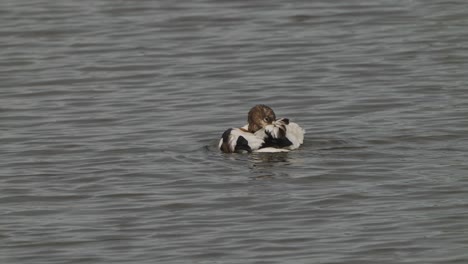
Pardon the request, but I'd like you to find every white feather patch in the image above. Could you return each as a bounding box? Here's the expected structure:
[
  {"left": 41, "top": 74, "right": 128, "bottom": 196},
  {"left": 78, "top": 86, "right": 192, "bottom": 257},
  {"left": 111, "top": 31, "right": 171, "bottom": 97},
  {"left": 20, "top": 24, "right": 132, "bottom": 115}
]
[
  {"left": 261, "top": 119, "right": 305, "bottom": 150},
  {"left": 220, "top": 128, "right": 265, "bottom": 152},
  {"left": 284, "top": 122, "right": 305, "bottom": 150},
  {"left": 254, "top": 147, "right": 290, "bottom": 153}
]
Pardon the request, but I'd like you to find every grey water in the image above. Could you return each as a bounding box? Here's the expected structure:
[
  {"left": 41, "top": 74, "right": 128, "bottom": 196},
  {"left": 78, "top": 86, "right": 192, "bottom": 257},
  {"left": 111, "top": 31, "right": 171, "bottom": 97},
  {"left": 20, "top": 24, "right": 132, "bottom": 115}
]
[{"left": 1, "top": 0, "right": 468, "bottom": 263}]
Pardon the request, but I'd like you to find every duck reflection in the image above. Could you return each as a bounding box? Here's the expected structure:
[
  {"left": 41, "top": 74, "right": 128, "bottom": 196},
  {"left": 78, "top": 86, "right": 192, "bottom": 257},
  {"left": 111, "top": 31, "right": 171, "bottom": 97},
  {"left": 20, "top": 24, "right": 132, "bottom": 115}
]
[
  {"left": 248, "top": 152, "right": 292, "bottom": 179},
  {"left": 250, "top": 152, "right": 291, "bottom": 165}
]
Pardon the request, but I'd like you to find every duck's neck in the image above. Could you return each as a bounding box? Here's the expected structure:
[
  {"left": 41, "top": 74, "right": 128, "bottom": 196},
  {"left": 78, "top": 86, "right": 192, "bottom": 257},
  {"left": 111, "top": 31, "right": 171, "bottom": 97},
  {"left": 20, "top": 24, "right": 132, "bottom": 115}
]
[{"left": 248, "top": 123, "right": 260, "bottom": 133}]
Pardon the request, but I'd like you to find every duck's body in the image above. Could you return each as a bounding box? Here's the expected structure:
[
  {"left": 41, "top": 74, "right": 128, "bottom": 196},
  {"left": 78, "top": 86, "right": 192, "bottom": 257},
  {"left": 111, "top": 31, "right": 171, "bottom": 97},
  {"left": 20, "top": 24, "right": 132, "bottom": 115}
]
[{"left": 219, "top": 105, "right": 305, "bottom": 153}]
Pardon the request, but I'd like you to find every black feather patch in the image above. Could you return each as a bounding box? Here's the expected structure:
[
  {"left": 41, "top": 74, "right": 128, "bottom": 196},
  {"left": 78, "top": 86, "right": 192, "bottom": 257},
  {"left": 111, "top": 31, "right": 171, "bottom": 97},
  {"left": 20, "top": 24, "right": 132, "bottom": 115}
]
[
  {"left": 235, "top": 136, "right": 252, "bottom": 153},
  {"left": 261, "top": 134, "right": 292, "bottom": 149},
  {"left": 221, "top": 128, "right": 233, "bottom": 143},
  {"left": 220, "top": 128, "right": 233, "bottom": 152}
]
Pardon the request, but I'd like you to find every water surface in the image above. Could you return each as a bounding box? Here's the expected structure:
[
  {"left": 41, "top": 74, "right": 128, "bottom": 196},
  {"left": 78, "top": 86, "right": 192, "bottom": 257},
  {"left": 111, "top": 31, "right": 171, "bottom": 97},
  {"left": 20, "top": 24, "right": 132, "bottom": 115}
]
[{"left": 2, "top": 0, "right": 468, "bottom": 263}]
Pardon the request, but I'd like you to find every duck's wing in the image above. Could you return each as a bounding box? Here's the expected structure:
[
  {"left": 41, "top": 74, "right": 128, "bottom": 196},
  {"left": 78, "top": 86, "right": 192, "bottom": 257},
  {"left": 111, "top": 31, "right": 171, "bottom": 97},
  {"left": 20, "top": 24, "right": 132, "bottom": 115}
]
[
  {"left": 218, "top": 128, "right": 264, "bottom": 153},
  {"left": 260, "top": 118, "right": 305, "bottom": 150}
]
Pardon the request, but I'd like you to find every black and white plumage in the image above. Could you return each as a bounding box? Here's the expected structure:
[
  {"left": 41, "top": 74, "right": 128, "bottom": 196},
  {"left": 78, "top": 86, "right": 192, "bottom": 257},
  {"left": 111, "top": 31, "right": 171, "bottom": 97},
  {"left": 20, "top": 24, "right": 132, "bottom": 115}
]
[{"left": 219, "top": 105, "right": 305, "bottom": 153}]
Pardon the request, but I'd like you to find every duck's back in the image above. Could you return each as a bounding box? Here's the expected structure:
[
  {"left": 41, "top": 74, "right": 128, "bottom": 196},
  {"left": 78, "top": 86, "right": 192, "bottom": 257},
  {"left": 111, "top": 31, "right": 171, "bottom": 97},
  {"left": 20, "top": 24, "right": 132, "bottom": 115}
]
[
  {"left": 218, "top": 127, "right": 264, "bottom": 153},
  {"left": 219, "top": 119, "right": 305, "bottom": 153}
]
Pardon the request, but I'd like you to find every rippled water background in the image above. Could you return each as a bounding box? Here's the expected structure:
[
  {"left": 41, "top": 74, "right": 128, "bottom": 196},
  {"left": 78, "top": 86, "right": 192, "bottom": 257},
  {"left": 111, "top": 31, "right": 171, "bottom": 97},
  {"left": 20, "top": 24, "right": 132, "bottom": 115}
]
[{"left": 2, "top": 0, "right": 468, "bottom": 263}]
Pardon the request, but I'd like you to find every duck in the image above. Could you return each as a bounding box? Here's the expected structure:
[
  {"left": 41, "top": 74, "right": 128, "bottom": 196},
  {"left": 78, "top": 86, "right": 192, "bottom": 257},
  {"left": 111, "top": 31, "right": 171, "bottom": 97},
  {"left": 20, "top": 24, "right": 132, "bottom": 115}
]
[{"left": 218, "top": 105, "right": 305, "bottom": 153}]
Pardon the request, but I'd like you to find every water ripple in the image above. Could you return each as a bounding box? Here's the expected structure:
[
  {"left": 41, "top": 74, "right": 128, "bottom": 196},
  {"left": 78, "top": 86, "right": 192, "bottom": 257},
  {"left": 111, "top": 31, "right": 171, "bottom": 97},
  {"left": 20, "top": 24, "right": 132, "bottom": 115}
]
[{"left": 2, "top": 0, "right": 468, "bottom": 263}]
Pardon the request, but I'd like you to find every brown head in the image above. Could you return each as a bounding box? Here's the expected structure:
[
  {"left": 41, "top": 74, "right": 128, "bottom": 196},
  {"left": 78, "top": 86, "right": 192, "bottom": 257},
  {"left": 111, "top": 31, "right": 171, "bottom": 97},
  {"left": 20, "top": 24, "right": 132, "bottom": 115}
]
[{"left": 247, "top": 104, "right": 276, "bottom": 133}]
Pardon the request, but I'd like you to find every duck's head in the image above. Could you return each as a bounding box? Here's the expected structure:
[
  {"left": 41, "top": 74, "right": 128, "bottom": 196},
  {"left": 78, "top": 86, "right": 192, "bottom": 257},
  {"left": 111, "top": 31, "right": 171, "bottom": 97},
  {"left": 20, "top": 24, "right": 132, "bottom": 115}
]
[{"left": 247, "top": 104, "right": 276, "bottom": 133}]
